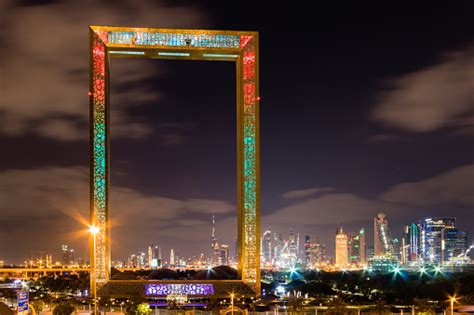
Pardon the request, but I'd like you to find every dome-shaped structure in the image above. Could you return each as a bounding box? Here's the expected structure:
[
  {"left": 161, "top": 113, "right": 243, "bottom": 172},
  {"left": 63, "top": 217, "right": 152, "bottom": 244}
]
[
  {"left": 193, "top": 265, "right": 238, "bottom": 280},
  {"left": 148, "top": 268, "right": 179, "bottom": 280}
]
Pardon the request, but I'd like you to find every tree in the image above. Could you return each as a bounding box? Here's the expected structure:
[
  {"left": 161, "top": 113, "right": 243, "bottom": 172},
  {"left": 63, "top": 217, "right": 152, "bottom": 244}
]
[
  {"left": 32, "top": 299, "right": 46, "bottom": 313},
  {"left": 2, "top": 289, "right": 16, "bottom": 307},
  {"left": 136, "top": 302, "right": 151, "bottom": 315},
  {"left": 326, "top": 297, "right": 347, "bottom": 315},
  {"left": 413, "top": 298, "right": 435, "bottom": 315},
  {"left": 370, "top": 299, "right": 391, "bottom": 315},
  {"left": 461, "top": 294, "right": 474, "bottom": 305},
  {"left": 288, "top": 297, "right": 305, "bottom": 314},
  {"left": 53, "top": 301, "right": 75, "bottom": 315}
]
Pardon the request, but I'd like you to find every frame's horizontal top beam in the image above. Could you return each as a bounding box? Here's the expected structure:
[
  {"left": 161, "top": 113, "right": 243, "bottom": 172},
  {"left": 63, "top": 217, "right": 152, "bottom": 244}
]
[
  {"left": 90, "top": 25, "right": 257, "bottom": 37},
  {"left": 90, "top": 26, "right": 257, "bottom": 50}
]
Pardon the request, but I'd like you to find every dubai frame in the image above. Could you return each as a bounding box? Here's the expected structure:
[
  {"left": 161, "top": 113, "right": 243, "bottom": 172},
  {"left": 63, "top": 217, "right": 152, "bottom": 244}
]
[{"left": 89, "top": 26, "right": 261, "bottom": 295}]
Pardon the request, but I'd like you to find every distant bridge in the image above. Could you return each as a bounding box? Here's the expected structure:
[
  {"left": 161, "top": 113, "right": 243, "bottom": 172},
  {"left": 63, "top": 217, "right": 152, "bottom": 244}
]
[
  {"left": 0, "top": 267, "right": 89, "bottom": 279},
  {"left": 0, "top": 267, "right": 215, "bottom": 279}
]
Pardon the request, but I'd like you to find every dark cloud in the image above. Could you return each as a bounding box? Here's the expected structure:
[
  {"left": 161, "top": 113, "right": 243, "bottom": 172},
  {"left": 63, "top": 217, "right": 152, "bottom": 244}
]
[
  {"left": 0, "top": 166, "right": 234, "bottom": 263},
  {"left": 371, "top": 46, "right": 474, "bottom": 133},
  {"left": 0, "top": 0, "right": 206, "bottom": 141},
  {"left": 272, "top": 165, "right": 474, "bottom": 253},
  {"left": 281, "top": 187, "right": 335, "bottom": 199},
  {"left": 380, "top": 164, "right": 474, "bottom": 206}
]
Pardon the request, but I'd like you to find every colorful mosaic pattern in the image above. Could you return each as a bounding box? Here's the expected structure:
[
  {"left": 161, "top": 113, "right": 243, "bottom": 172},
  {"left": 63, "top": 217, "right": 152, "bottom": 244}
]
[
  {"left": 145, "top": 283, "right": 214, "bottom": 296},
  {"left": 91, "top": 30, "right": 109, "bottom": 286},
  {"left": 240, "top": 36, "right": 258, "bottom": 287},
  {"left": 89, "top": 26, "right": 259, "bottom": 293},
  {"left": 108, "top": 31, "right": 240, "bottom": 48}
]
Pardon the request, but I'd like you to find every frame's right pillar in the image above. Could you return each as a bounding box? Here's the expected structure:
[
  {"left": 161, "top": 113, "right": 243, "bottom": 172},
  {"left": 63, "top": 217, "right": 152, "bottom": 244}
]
[{"left": 238, "top": 34, "right": 260, "bottom": 294}]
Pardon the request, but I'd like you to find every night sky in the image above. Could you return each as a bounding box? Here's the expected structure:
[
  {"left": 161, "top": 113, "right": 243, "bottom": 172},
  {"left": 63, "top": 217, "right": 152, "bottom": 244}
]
[{"left": 1, "top": 1, "right": 473, "bottom": 264}]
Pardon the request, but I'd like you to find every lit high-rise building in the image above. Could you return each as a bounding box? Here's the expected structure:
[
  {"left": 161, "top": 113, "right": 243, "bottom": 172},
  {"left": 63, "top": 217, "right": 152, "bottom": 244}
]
[
  {"left": 46, "top": 254, "right": 53, "bottom": 268},
  {"left": 348, "top": 233, "right": 360, "bottom": 264},
  {"left": 304, "top": 235, "right": 311, "bottom": 268},
  {"left": 211, "top": 215, "right": 221, "bottom": 266},
  {"left": 335, "top": 226, "right": 348, "bottom": 267},
  {"left": 128, "top": 254, "right": 137, "bottom": 267},
  {"left": 442, "top": 227, "right": 468, "bottom": 263},
  {"left": 262, "top": 228, "right": 272, "bottom": 264},
  {"left": 147, "top": 244, "right": 161, "bottom": 268},
  {"left": 404, "top": 223, "right": 421, "bottom": 262},
  {"left": 170, "top": 249, "right": 175, "bottom": 266},
  {"left": 289, "top": 228, "right": 297, "bottom": 258},
  {"left": 296, "top": 232, "right": 300, "bottom": 260},
  {"left": 359, "top": 228, "right": 367, "bottom": 264},
  {"left": 147, "top": 245, "right": 154, "bottom": 266},
  {"left": 154, "top": 245, "right": 162, "bottom": 267},
  {"left": 220, "top": 244, "right": 229, "bottom": 265},
  {"left": 313, "top": 238, "right": 326, "bottom": 264},
  {"left": 273, "top": 232, "right": 283, "bottom": 264},
  {"left": 421, "top": 217, "right": 455, "bottom": 263},
  {"left": 305, "top": 236, "right": 326, "bottom": 267},
  {"left": 138, "top": 252, "right": 146, "bottom": 267},
  {"left": 374, "top": 213, "right": 396, "bottom": 257},
  {"left": 61, "top": 245, "right": 74, "bottom": 266}
]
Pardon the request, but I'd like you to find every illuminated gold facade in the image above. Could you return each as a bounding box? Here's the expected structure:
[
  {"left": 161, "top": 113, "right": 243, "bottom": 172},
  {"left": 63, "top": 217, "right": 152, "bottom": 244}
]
[{"left": 89, "top": 26, "right": 260, "bottom": 293}]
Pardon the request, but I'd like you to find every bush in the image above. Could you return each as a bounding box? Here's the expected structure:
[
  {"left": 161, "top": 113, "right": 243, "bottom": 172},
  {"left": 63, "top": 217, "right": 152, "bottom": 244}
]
[
  {"left": 32, "top": 300, "right": 46, "bottom": 312},
  {"left": 53, "top": 302, "right": 75, "bottom": 315}
]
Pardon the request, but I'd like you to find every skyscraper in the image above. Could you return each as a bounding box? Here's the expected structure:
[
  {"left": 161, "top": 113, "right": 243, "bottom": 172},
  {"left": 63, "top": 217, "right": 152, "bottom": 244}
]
[
  {"left": 220, "top": 244, "right": 229, "bottom": 265},
  {"left": 262, "top": 228, "right": 273, "bottom": 264},
  {"left": 335, "top": 226, "right": 348, "bottom": 267},
  {"left": 348, "top": 233, "right": 360, "bottom": 264},
  {"left": 170, "top": 249, "right": 175, "bottom": 266},
  {"left": 312, "top": 237, "right": 326, "bottom": 264},
  {"left": 374, "top": 213, "right": 396, "bottom": 257},
  {"left": 405, "top": 223, "right": 421, "bottom": 261},
  {"left": 154, "top": 245, "right": 162, "bottom": 265},
  {"left": 421, "top": 217, "right": 455, "bottom": 263},
  {"left": 211, "top": 215, "right": 220, "bottom": 266},
  {"left": 296, "top": 232, "right": 300, "bottom": 260},
  {"left": 61, "top": 245, "right": 74, "bottom": 266},
  {"left": 442, "top": 227, "right": 468, "bottom": 263},
  {"left": 359, "top": 228, "right": 367, "bottom": 264},
  {"left": 289, "top": 228, "right": 297, "bottom": 258},
  {"left": 273, "top": 232, "right": 283, "bottom": 265},
  {"left": 147, "top": 245, "right": 154, "bottom": 266},
  {"left": 304, "top": 235, "right": 311, "bottom": 268}
]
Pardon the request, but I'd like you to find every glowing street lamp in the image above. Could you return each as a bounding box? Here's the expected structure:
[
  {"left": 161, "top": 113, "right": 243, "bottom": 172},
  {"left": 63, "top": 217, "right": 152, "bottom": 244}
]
[
  {"left": 230, "top": 293, "right": 235, "bottom": 315},
  {"left": 392, "top": 266, "right": 402, "bottom": 275},
  {"left": 449, "top": 296, "right": 457, "bottom": 315},
  {"left": 89, "top": 225, "right": 100, "bottom": 235},
  {"left": 89, "top": 225, "right": 99, "bottom": 315},
  {"left": 419, "top": 266, "right": 426, "bottom": 276}
]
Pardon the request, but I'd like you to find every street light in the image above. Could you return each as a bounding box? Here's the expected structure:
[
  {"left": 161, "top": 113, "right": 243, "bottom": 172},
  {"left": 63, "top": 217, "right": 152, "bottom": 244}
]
[
  {"left": 89, "top": 225, "right": 99, "bottom": 315},
  {"left": 449, "top": 296, "right": 457, "bottom": 315},
  {"left": 230, "top": 293, "right": 235, "bottom": 315}
]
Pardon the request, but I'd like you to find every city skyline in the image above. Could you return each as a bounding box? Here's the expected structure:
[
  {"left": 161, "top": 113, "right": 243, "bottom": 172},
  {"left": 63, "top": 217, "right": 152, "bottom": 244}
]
[
  {"left": 1, "top": 2, "right": 473, "bottom": 264},
  {"left": 5, "top": 212, "right": 471, "bottom": 268}
]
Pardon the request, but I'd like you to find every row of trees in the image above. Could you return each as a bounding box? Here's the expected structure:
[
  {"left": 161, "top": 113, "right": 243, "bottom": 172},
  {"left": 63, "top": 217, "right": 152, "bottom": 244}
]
[{"left": 263, "top": 269, "right": 474, "bottom": 305}]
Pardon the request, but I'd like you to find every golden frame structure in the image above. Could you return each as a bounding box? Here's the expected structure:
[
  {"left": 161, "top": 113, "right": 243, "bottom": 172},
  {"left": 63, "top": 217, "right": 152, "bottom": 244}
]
[{"left": 89, "top": 26, "right": 260, "bottom": 294}]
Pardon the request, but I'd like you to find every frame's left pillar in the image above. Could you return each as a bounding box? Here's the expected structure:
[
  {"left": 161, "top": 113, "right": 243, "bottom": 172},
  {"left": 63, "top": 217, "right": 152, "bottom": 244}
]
[{"left": 89, "top": 27, "right": 110, "bottom": 290}]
